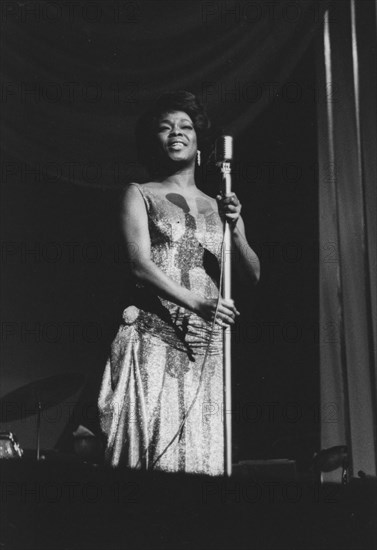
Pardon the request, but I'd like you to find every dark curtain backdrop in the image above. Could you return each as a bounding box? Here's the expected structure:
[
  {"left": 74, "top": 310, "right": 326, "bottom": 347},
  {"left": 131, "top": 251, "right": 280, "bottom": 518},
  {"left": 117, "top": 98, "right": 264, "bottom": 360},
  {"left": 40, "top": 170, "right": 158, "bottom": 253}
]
[
  {"left": 317, "top": 0, "right": 377, "bottom": 480},
  {"left": 1, "top": 1, "right": 323, "bottom": 464},
  {"left": 1, "top": 0, "right": 326, "bottom": 187}
]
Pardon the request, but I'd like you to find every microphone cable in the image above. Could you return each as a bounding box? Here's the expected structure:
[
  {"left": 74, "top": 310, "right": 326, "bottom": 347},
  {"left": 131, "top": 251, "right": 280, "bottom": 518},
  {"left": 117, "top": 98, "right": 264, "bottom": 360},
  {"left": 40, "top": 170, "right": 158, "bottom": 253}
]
[{"left": 149, "top": 214, "right": 227, "bottom": 470}]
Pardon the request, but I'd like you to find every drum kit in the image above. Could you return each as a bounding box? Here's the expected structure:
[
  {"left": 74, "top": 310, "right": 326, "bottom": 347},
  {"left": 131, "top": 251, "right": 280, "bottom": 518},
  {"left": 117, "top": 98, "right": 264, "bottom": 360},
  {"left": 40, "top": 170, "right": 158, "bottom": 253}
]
[{"left": 0, "top": 373, "right": 86, "bottom": 461}]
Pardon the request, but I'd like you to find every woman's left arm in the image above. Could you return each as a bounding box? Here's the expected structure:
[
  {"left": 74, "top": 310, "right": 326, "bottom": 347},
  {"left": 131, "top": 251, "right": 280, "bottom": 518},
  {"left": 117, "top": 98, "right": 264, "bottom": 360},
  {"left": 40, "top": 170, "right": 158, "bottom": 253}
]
[{"left": 216, "top": 193, "right": 260, "bottom": 285}]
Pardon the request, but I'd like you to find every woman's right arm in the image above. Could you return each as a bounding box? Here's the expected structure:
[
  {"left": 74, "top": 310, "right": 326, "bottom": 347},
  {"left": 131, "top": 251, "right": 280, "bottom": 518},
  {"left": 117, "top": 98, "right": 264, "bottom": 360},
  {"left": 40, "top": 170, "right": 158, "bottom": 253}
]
[{"left": 121, "top": 184, "right": 238, "bottom": 327}]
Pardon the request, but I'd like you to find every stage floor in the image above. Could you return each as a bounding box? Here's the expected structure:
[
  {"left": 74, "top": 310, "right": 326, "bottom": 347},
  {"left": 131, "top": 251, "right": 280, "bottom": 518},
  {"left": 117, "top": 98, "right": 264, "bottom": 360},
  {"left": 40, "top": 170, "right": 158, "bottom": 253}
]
[{"left": 1, "top": 459, "right": 376, "bottom": 550}]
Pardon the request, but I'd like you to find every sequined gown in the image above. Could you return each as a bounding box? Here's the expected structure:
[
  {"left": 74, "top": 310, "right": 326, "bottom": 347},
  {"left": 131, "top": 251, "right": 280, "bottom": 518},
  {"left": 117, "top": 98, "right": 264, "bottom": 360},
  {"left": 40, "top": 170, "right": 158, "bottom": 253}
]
[{"left": 98, "top": 182, "right": 224, "bottom": 475}]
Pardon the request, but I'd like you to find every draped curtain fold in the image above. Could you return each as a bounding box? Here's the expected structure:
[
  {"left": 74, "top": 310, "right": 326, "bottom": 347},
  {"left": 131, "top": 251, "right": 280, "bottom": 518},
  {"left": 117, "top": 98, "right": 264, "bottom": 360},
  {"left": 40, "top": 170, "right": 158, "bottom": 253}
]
[{"left": 317, "top": 0, "right": 377, "bottom": 480}]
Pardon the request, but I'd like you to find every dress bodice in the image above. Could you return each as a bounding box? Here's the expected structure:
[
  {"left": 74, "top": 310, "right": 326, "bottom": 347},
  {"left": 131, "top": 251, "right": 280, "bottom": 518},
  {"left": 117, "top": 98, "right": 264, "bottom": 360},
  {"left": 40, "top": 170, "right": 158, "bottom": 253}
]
[{"left": 123, "top": 183, "right": 224, "bottom": 356}]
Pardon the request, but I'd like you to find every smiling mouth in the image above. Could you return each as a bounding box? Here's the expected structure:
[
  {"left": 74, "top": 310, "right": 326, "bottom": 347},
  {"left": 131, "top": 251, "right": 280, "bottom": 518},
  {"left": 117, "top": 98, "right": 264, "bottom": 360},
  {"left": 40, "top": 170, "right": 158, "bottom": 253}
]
[{"left": 168, "top": 142, "right": 186, "bottom": 150}]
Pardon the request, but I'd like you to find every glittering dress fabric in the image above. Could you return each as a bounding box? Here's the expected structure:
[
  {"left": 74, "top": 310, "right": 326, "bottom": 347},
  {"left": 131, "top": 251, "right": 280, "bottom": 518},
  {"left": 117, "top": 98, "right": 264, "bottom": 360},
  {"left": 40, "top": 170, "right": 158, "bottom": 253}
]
[{"left": 98, "top": 183, "right": 224, "bottom": 476}]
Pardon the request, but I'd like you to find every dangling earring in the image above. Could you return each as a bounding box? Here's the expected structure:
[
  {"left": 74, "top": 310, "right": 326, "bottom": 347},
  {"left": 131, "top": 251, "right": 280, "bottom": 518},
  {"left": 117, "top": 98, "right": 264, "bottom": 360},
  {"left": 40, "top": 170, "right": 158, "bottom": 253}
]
[{"left": 196, "top": 150, "right": 201, "bottom": 166}]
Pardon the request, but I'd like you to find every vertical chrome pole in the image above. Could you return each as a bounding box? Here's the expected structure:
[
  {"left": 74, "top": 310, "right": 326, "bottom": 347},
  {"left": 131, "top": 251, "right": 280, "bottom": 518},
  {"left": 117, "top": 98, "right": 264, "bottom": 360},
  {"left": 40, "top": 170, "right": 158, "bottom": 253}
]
[{"left": 221, "top": 163, "right": 232, "bottom": 477}]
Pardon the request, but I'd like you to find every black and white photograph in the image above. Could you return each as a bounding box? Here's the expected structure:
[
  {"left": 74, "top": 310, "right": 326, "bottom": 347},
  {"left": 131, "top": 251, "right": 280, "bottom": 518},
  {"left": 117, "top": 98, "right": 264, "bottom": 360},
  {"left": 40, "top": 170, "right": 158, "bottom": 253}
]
[{"left": 0, "top": 1, "right": 376, "bottom": 548}]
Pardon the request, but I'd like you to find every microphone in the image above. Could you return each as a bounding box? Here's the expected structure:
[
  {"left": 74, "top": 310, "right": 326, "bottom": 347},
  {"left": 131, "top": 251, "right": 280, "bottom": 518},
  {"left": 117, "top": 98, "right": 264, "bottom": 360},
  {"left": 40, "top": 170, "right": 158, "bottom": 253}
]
[{"left": 215, "top": 135, "right": 233, "bottom": 165}]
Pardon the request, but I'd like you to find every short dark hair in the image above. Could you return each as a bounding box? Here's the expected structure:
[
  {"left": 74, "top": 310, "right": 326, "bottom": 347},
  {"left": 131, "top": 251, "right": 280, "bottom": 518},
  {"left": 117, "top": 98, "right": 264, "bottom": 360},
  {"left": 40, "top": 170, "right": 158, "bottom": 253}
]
[{"left": 135, "top": 90, "right": 211, "bottom": 175}]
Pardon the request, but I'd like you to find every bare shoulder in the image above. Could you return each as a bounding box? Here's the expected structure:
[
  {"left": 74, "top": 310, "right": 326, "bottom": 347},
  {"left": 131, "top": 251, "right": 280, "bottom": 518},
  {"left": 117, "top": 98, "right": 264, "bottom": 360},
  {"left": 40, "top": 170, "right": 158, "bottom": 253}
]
[
  {"left": 138, "top": 181, "right": 160, "bottom": 192},
  {"left": 195, "top": 188, "right": 218, "bottom": 209},
  {"left": 198, "top": 188, "right": 217, "bottom": 202},
  {"left": 121, "top": 183, "right": 145, "bottom": 208}
]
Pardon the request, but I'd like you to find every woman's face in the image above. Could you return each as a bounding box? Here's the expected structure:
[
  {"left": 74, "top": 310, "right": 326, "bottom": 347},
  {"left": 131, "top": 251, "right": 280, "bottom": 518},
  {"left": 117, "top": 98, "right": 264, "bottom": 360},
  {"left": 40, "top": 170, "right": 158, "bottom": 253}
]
[{"left": 154, "top": 110, "right": 197, "bottom": 167}]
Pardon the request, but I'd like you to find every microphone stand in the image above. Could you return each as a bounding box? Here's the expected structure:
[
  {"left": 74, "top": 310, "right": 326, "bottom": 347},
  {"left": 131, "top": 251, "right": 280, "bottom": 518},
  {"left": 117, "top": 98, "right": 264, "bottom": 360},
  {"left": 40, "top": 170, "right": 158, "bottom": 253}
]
[{"left": 220, "top": 159, "right": 232, "bottom": 477}]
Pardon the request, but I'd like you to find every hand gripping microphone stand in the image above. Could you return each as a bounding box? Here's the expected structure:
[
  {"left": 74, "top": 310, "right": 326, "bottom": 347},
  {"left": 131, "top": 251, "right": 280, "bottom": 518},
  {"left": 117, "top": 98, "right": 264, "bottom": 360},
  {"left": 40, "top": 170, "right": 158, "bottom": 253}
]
[{"left": 216, "top": 136, "right": 233, "bottom": 477}]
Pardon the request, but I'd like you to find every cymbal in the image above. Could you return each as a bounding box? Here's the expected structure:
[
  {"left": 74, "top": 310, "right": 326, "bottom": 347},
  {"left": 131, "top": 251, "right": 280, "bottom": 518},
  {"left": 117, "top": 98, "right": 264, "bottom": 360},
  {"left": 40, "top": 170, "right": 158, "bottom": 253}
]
[{"left": 0, "top": 373, "right": 86, "bottom": 422}]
